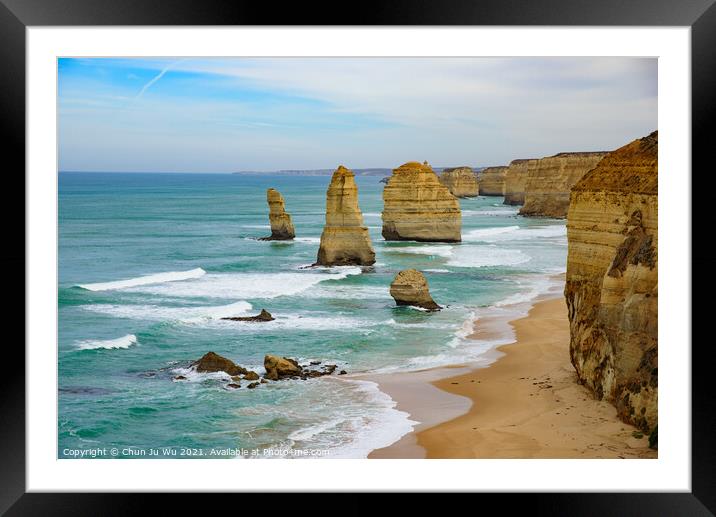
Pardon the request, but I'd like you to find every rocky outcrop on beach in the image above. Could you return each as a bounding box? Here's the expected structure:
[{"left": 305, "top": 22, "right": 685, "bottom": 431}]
[
  {"left": 564, "top": 131, "right": 658, "bottom": 434},
  {"left": 193, "top": 351, "right": 249, "bottom": 376},
  {"left": 263, "top": 354, "right": 342, "bottom": 380},
  {"left": 315, "top": 166, "right": 376, "bottom": 266},
  {"left": 382, "top": 161, "right": 461, "bottom": 242},
  {"left": 439, "top": 167, "right": 479, "bottom": 197},
  {"left": 478, "top": 166, "right": 508, "bottom": 196},
  {"left": 262, "top": 188, "right": 295, "bottom": 240},
  {"left": 390, "top": 269, "right": 442, "bottom": 311},
  {"left": 503, "top": 159, "right": 537, "bottom": 205},
  {"left": 520, "top": 152, "right": 608, "bottom": 218},
  {"left": 221, "top": 309, "right": 275, "bottom": 322}
]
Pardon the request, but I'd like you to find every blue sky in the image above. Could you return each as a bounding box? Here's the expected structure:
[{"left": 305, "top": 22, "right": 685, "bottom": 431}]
[{"left": 58, "top": 57, "right": 657, "bottom": 172}]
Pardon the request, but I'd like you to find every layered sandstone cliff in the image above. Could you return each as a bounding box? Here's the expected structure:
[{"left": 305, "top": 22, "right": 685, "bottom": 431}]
[
  {"left": 439, "top": 167, "right": 478, "bottom": 198},
  {"left": 382, "top": 162, "right": 461, "bottom": 242},
  {"left": 263, "top": 188, "right": 295, "bottom": 240},
  {"left": 503, "top": 159, "right": 537, "bottom": 205},
  {"left": 519, "top": 152, "right": 608, "bottom": 218},
  {"left": 478, "top": 166, "right": 508, "bottom": 196},
  {"left": 315, "top": 166, "right": 376, "bottom": 266},
  {"left": 564, "top": 131, "right": 657, "bottom": 434}
]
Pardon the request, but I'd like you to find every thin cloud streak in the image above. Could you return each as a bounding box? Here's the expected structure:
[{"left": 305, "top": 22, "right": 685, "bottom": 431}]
[{"left": 135, "top": 58, "right": 187, "bottom": 99}]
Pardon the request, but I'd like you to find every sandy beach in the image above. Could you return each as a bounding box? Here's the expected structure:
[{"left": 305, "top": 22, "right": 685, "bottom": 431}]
[{"left": 369, "top": 294, "right": 657, "bottom": 459}]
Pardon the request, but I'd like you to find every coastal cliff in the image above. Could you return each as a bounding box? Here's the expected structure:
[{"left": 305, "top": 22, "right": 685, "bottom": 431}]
[
  {"left": 315, "top": 165, "right": 376, "bottom": 266},
  {"left": 439, "top": 167, "right": 478, "bottom": 197},
  {"left": 478, "top": 166, "right": 508, "bottom": 196},
  {"left": 564, "top": 131, "right": 657, "bottom": 433},
  {"left": 264, "top": 188, "right": 295, "bottom": 240},
  {"left": 382, "top": 161, "right": 461, "bottom": 242},
  {"left": 519, "top": 152, "right": 608, "bottom": 218},
  {"left": 503, "top": 159, "right": 537, "bottom": 205}
]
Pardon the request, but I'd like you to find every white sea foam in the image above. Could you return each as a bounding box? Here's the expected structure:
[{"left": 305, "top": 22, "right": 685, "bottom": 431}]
[
  {"left": 463, "top": 225, "right": 520, "bottom": 239},
  {"left": 84, "top": 300, "right": 253, "bottom": 323},
  {"left": 362, "top": 212, "right": 381, "bottom": 218},
  {"left": 424, "top": 268, "right": 451, "bottom": 273},
  {"left": 447, "top": 246, "right": 531, "bottom": 268},
  {"left": 463, "top": 208, "right": 520, "bottom": 217},
  {"left": 313, "top": 379, "right": 417, "bottom": 459},
  {"left": 387, "top": 245, "right": 454, "bottom": 258},
  {"left": 300, "top": 284, "right": 388, "bottom": 300},
  {"left": 463, "top": 224, "right": 566, "bottom": 243},
  {"left": 77, "top": 268, "right": 206, "bottom": 292},
  {"left": 293, "top": 237, "right": 321, "bottom": 244},
  {"left": 124, "top": 268, "right": 362, "bottom": 300},
  {"left": 75, "top": 334, "right": 138, "bottom": 350}
]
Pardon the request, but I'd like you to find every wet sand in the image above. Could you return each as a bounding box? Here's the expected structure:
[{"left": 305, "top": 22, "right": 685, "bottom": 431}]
[{"left": 368, "top": 296, "right": 656, "bottom": 459}]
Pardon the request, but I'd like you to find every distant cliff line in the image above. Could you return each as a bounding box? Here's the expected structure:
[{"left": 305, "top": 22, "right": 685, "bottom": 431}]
[{"left": 232, "top": 166, "right": 487, "bottom": 177}]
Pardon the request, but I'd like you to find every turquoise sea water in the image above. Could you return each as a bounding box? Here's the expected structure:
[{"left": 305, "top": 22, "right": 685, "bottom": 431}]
[{"left": 58, "top": 172, "right": 567, "bottom": 458}]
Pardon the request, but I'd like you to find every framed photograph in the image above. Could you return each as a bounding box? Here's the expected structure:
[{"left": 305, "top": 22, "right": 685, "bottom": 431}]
[{"left": 4, "top": 0, "right": 711, "bottom": 512}]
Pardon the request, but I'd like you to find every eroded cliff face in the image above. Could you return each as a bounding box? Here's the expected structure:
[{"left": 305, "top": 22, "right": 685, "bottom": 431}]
[
  {"left": 264, "top": 188, "right": 295, "bottom": 240},
  {"left": 520, "top": 152, "right": 608, "bottom": 218},
  {"left": 390, "top": 269, "right": 441, "bottom": 311},
  {"left": 439, "top": 167, "right": 478, "bottom": 198},
  {"left": 316, "top": 166, "right": 376, "bottom": 266},
  {"left": 564, "top": 131, "right": 657, "bottom": 433},
  {"left": 503, "top": 159, "right": 537, "bottom": 205},
  {"left": 382, "top": 161, "right": 461, "bottom": 242},
  {"left": 478, "top": 166, "right": 508, "bottom": 196}
]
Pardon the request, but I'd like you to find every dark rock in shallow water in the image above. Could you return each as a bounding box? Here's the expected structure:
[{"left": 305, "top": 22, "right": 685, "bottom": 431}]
[
  {"left": 193, "top": 351, "right": 248, "bottom": 376},
  {"left": 310, "top": 360, "right": 321, "bottom": 365},
  {"left": 227, "top": 383, "right": 241, "bottom": 389},
  {"left": 173, "top": 375, "right": 187, "bottom": 381},
  {"left": 221, "top": 309, "right": 275, "bottom": 322},
  {"left": 247, "top": 382, "right": 260, "bottom": 389},
  {"left": 339, "top": 370, "right": 347, "bottom": 375},
  {"left": 243, "top": 371, "right": 260, "bottom": 381}
]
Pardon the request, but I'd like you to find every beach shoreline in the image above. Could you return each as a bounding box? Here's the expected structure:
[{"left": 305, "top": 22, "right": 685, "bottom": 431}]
[{"left": 367, "top": 291, "right": 657, "bottom": 459}]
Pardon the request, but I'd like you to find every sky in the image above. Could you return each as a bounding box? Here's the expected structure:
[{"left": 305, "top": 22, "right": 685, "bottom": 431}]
[{"left": 58, "top": 57, "right": 657, "bottom": 172}]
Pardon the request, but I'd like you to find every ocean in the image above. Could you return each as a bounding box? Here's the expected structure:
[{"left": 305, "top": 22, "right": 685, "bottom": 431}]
[{"left": 58, "top": 172, "right": 567, "bottom": 458}]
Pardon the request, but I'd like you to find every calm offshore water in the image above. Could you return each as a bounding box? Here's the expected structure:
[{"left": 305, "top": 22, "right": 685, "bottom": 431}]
[{"left": 58, "top": 172, "right": 567, "bottom": 458}]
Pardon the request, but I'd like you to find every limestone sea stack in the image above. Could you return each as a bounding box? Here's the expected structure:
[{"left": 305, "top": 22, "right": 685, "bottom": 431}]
[
  {"left": 389, "top": 269, "right": 441, "bottom": 311},
  {"left": 264, "top": 188, "right": 295, "bottom": 240},
  {"left": 315, "top": 166, "right": 376, "bottom": 266},
  {"left": 382, "top": 161, "right": 461, "bottom": 242},
  {"left": 478, "top": 166, "right": 508, "bottom": 196},
  {"left": 519, "top": 151, "right": 608, "bottom": 218},
  {"left": 564, "top": 131, "right": 657, "bottom": 434},
  {"left": 503, "top": 159, "right": 538, "bottom": 205},
  {"left": 439, "top": 167, "right": 478, "bottom": 197}
]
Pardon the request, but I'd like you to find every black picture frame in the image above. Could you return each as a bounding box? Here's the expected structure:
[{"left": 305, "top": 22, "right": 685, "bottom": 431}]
[{"left": 2, "top": 0, "right": 711, "bottom": 513}]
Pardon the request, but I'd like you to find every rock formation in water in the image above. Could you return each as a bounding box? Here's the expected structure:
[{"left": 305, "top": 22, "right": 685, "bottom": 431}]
[
  {"left": 519, "top": 152, "right": 608, "bottom": 218},
  {"left": 262, "top": 188, "right": 295, "bottom": 240},
  {"left": 389, "top": 269, "right": 441, "bottom": 311},
  {"left": 193, "top": 351, "right": 248, "bottom": 376},
  {"left": 564, "top": 131, "right": 657, "bottom": 434},
  {"left": 221, "top": 309, "right": 275, "bottom": 322},
  {"left": 503, "top": 159, "right": 538, "bottom": 205},
  {"left": 263, "top": 355, "right": 342, "bottom": 381},
  {"left": 439, "top": 167, "right": 479, "bottom": 197},
  {"left": 478, "top": 166, "right": 508, "bottom": 196},
  {"left": 315, "top": 166, "right": 376, "bottom": 266},
  {"left": 382, "top": 161, "right": 461, "bottom": 242}
]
